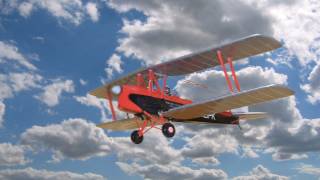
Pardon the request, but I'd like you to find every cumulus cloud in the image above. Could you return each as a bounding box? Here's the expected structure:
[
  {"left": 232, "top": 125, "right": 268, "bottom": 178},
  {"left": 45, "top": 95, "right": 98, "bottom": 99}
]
[
  {"left": 1, "top": 0, "right": 101, "bottom": 25},
  {"left": 0, "top": 167, "right": 105, "bottom": 180},
  {"left": 269, "top": 0, "right": 320, "bottom": 66},
  {"left": 301, "top": 62, "right": 320, "bottom": 104},
  {"left": 267, "top": 119, "right": 320, "bottom": 160},
  {"left": 107, "top": 0, "right": 273, "bottom": 65},
  {"left": 105, "top": 54, "right": 123, "bottom": 79},
  {"left": 0, "top": 72, "right": 42, "bottom": 127},
  {"left": 79, "top": 78, "right": 87, "bottom": 86},
  {"left": 296, "top": 163, "right": 320, "bottom": 177},
  {"left": 74, "top": 94, "right": 108, "bottom": 121},
  {"left": 20, "top": 118, "right": 112, "bottom": 162},
  {"left": 111, "top": 131, "right": 182, "bottom": 165},
  {"left": 0, "top": 40, "right": 42, "bottom": 127},
  {"left": 0, "top": 72, "right": 42, "bottom": 100},
  {"left": 86, "top": 2, "right": 99, "bottom": 22},
  {"left": 18, "top": 2, "right": 33, "bottom": 17},
  {"left": 173, "top": 66, "right": 320, "bottom": 161},
  {"left": 181, "top": 129, "right": 239, "bottom": 159},
  {"left": 0, "top": 102, "right": 4, "bottom": 127},
  {"left": 19, "top": 0, "right": 84, "bottom": 25},
  {"left": 192, "top": 156, "right": 220, "bottom": 166},
  {"left": 0, "top": 143, "right": 28, "bottom": 166},
  {"left": 8, "top": 72, "right": 42, "bottom": 92},
  {"left": 36, "top": 79, "right": 74, "bottom": 107},
  {"left": 0, "top": 41, "right": 37, "bottom": 70},
  {"left": 117, "top": 161, "right": 227, "bottom": 180},
  {"left": 233, "top": 165, "right": 288, "bottom": 180}
]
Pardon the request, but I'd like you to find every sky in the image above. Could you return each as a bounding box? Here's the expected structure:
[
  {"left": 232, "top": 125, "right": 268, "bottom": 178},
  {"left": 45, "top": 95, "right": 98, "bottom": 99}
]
[{"left": 0, "top": 0, "right": 320, "bottom": 179}]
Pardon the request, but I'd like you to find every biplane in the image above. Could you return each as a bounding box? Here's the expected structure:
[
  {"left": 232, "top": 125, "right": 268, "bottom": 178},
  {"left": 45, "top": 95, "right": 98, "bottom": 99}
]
[{"left": 90, "top": 34, "right": 294, "bottom": 144}]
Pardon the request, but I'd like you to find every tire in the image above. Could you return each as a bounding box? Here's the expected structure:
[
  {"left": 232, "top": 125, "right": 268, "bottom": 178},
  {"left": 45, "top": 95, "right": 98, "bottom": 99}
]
[
  {"left": 162, "top": 123, "right": 175, "bottom": 138},
  {"left": 131, "top": 130, "right": 143, "bottom": 144}
]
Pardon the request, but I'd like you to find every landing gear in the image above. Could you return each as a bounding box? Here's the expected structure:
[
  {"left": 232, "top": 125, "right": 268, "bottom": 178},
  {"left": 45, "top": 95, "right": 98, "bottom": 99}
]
[
  {"left": 131, "top": 130, "right": 143, "bottom": 144},
  {"left": 162, "top": 123, "right": 175, "bottom": 138}
]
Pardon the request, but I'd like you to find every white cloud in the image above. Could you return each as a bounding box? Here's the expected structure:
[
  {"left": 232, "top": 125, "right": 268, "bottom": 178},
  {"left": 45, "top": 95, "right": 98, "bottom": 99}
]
[
  {"left": 36, "top": 79, "right": 74, "bottom": 107},
  {"left": 32, "top": 36, "right": 45, "bottom": 43},
  {"left": 8, "top": 72, "right": 42, "bottom": 92},
  {"left": 107, "top": 0, "right": 273, "bottom": 65},
  {"left": 79, "top": 78, "right": 87, "bottom": 86},
  {"left": 111, "top": 131, "right": 182, "bottom": 165},
  {"left": 181, "top": 129, "right": 239, "bottom": 159},
  {"left": 192, "top": 157, "right": 220, "bottom": 166},
  {"left": 23, "top": 0, "right": 84, "bottom": 25},
  {"left": 105, "top": 54, "right": 123, "bottom": 78},
  {"left": 301, "top": 62, "right": 320, "bottom": 104},
  {"left": 269, "top": 0, "right": 320, "bottom": 66},
  {"left": 0, "top": 72, "right": 42, "bottom": 100},
  {"left": 0, "top": 101, "right": 5, "bottom": 127},
  {"left": 174, "top": 66, "right": 320, "bottom": 161},
  {"left": 0, "top": 72, "right": 42, "bottom": 127},
  {"left": 117, "top": 162, "right": 228, "bottom": 180},
  {"left": 267, "top": 118, "right": 320, "bottom": 161},
  {"left": 0, "top": 167, "right": 105, "bottom": 180},
  {"left": 74, "top": 94, "right": 108, "bottom": 121},
  {"left": 233, "top": 165, "right": 288, "bottom": 180},
  {"left": 0, "top": 41, "right": 36, "bottom": 70},
  {"left": 296, "top": 163, "right": 320, "bottom": 177},
  {"left": 18, "top": 2, "right": 33, "bottom": 17},
  {"left": 1, "top": 0, "right": 101, "bottom": 25},
  {"left": 241, "top": 147, "right": 259, "bottom": 158},
  {"left": 0, "top": 75, "right": 13, "bottom": 100},
  {"left": 0, "top": 41, "right": 41, "bottom": 127},
  {"left": 20, "top": 118, "right": 112, "bottom": 162},
  {"left": 0, "top": 143, "right": 28, "bottom": 166},
  {"left": 86, "top": 2, "right": 99, "bottom": 22}
]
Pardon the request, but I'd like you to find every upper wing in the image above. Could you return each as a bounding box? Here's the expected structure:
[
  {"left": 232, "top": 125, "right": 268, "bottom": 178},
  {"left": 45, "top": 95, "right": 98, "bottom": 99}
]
[
  {"left": 162, "top": 85, "right": 294, "bottom": 120},
  {"left": 90, "top": 34, "right": 281, "bottom": 99}
]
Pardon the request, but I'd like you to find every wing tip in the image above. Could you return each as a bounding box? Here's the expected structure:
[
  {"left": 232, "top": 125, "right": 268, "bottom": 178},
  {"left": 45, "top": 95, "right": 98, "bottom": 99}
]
[{"left": 269, "top": 84, "right": 295, "bottom": 96}]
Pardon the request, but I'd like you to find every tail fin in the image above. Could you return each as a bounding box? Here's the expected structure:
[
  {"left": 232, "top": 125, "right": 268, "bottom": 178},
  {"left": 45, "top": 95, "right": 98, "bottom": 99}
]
[{"left": 234, "top": 112, "right": 268, "bottom": 121}]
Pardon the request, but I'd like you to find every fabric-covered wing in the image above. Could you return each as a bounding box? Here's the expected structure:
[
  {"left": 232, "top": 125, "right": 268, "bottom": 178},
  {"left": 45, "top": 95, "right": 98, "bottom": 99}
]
[
  {"left": 149, "top": 34, "right": 281, "bottom": 76},
  {"left": 162, "top": 85, "right": 294, "bottom": 120},
  {"left": 90, "top": 34, "right": 281, "bottom": 99},
  {"left": 97, "top": 117, "right": 140, "bottom": 130},
  {"left": 97, "top": 117, "right": 164, "bottom": 131}
]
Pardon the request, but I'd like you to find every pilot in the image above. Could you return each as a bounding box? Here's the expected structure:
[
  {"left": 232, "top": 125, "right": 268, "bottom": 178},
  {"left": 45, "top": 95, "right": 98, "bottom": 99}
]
[{"left": 165, "top": 86, "right": 171, "bottom": 96}]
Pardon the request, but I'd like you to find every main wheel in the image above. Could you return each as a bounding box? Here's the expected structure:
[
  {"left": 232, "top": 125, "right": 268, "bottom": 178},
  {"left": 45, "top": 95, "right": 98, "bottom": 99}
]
[
  {"left": 162, "top": 123, "right": 175, "bottom": 138},
  {"left": 131, "top": 130, "right": 143, "bottom": 144}
]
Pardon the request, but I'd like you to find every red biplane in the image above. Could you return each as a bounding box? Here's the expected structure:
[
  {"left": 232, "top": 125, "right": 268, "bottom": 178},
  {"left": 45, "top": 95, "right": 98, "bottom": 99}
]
[{"left": 90, "top": 34, "right": 294, "bottom": 144}]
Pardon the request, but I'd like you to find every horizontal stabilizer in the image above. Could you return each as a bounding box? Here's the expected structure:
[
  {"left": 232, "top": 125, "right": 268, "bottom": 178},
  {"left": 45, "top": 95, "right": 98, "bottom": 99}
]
[
  {"left": 162, "top": 84, "right": 294, "bottom": 120},
  {"left": 235, "top": 112, "right": 268, "bottom": 121}
]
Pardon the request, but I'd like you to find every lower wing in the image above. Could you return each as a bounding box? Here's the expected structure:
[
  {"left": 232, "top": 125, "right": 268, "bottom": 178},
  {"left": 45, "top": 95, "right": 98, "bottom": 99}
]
[
  {"left": 162, "top": 84, "right": 294, "bottom": 120},
  {"left": 97, "top": 117, "right": 164, "bottom": 131},
  {"left": 97, "top": 117, "right": 140, "bottom": 131}
]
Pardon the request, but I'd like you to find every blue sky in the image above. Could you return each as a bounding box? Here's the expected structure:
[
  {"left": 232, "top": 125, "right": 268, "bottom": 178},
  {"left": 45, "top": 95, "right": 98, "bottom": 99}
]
[{"left": 0, "top": 0, "right": 320, "bottom": 180}]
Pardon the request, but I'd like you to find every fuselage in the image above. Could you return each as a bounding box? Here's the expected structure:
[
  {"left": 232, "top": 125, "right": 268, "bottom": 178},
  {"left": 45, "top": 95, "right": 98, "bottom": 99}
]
[{"left": 117, "top": 85, "right": 239, "bottom": 124}]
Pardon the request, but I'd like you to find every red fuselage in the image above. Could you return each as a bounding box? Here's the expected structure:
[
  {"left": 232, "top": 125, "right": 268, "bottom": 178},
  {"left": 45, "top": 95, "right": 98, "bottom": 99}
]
[
  {"left": 118, "top": 85, "right": 192, "bottom": 115},
  {"left": 117, "top": 85, "right": 238, "bottom": 125}
]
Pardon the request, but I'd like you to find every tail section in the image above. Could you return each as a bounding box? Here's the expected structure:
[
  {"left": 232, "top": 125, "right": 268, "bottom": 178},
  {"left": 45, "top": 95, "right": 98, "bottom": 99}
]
[{"left": 234, "top": 112, "right": 268, "bottom": 121}]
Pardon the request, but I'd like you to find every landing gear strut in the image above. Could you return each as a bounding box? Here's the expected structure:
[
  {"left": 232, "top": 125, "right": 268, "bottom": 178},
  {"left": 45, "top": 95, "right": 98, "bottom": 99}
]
[
  {"left": 162, "top": 123, "right": 175, "bottom": 138},
  {"left": 131, "top": 130, "right": 143, "bottom": 144}
]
